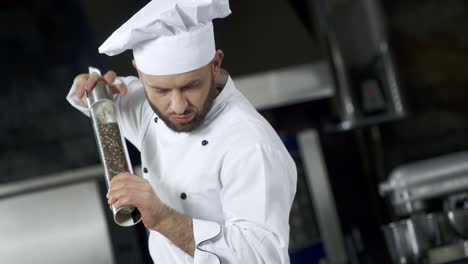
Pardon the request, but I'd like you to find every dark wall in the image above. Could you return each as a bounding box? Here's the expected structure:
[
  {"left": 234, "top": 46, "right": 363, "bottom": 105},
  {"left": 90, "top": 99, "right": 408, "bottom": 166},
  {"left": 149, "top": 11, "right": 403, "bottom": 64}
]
[
  {"left": 1, "top": 0, "right": 99, "bottom": 182},
  {"left": 214, "top": 0, "right": 322, "bottom": 76},
  {"left": 0, "top": 0, "right": 148, "bottom": 183},
  {"left": 380, "top": 0, "right": 468, "bottom": 170}
]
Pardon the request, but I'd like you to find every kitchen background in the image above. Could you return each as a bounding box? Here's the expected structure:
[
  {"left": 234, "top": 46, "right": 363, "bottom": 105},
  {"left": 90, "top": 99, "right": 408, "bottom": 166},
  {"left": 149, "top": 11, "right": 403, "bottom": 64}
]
[{"left": 1, "top": 0, "right": 468, "bottom": 263}]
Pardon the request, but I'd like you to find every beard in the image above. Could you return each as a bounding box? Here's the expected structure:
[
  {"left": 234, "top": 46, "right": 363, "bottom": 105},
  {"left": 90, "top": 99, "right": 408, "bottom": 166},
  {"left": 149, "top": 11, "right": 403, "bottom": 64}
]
[{"left": 146, "top": 79, "right": 217, "bottom": 133}]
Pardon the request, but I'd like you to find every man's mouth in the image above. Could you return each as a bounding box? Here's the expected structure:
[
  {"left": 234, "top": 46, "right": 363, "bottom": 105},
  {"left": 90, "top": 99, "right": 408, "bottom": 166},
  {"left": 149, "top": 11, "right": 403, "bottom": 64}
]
[{"left": 170, "top": 114, "right": 194, "bottom": 124}]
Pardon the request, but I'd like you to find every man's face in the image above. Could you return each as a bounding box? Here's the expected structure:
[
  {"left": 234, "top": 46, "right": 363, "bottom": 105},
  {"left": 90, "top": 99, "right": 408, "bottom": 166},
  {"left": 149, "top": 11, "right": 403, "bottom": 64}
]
[{"left": 139, "top": 64, "right": 217, "bottom": 133}]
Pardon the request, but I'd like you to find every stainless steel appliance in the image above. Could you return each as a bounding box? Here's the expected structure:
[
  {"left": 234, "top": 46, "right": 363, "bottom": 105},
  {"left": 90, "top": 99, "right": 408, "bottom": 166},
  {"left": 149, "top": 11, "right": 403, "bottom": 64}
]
[
  {"left": 313, "top": 0, "right": 406, "bottom": 131},
  {"left": 0, "top": 166, "right": 149, "bottom": 264},
  {"left": 380, "top": 152, "right": 468, "bottom": 263},
  {"left": 0, "top": 168, "right": 114, "bottom": 264}
]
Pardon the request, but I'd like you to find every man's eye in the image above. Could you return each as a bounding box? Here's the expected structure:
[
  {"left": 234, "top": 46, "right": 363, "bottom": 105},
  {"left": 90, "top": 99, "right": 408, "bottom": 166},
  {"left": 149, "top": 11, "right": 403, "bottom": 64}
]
[
  {"left": 154, "top": 88, "right": 168, "bottom": 94},
  {"left": 183, "top": 83, "right": 199, "bottom": 91}
]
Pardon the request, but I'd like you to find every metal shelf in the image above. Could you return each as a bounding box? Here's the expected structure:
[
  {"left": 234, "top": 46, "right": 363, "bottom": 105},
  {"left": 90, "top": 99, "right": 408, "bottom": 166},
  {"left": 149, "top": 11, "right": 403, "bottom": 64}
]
[{"left": 234, "top": 61, "right": 334, "bottom": 110}]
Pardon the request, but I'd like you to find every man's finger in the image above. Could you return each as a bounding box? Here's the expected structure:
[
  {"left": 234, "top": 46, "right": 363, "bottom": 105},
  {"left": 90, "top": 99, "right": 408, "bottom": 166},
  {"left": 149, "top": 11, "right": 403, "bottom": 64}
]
[
  {"left": 73, "top": 74, "right": 89, "bottom": 98},
  {"left": 113, "top": 198, "right": 132, "bottom": 211},
  {"left": 112, "top": 192, "right": 146, "bottom": 210},
  {"left": 75, "top": 85, "right": 85, "bottom": 98},
  {"left": 109, "top": 84, "right": 127, "bottom": 96},
  {"left": 108, "top": 174, "right": 140, "bottom": 190},
  {"left": 108, "top": 191, "right": 126, "bottom": 205},
  {"left": 86, "top": 72, "right": 100, "bottom": 91},
  {"left": 109, "top": 181, "right": 149, "bottom": 197},
  {"left": 103, "top": 70, "right": 117, "bottom": 85},
  {"left": 103, "top": 71, "right": 128, "bottom": 95},
  {"left": 108, "top": 182, "right": 137, "bottom": 195},
  {"left": 111, "top": 172, "right": 137, "bottom": 182},
  {"left": 114, "top": 84, "right": 128, "bottom": 95}
]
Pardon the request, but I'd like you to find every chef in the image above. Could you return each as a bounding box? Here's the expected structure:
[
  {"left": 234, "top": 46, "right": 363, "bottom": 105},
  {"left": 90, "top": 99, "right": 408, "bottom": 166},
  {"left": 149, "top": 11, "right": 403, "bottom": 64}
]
[{"left": 67, "top": 0, "right": 297, "bottom": 263}]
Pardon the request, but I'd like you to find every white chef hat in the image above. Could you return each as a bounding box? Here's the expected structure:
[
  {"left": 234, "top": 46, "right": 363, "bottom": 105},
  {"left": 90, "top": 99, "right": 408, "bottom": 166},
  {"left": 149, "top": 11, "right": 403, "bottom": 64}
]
[{"left": 98, "top": 0, "right": 231, "bottom": 75}]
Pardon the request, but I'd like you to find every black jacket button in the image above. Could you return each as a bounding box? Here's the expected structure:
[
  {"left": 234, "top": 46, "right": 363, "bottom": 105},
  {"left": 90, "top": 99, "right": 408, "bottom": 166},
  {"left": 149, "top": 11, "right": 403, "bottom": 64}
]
[
  {"left": 143, "top": 168, "right": 148, "bottom": 173},
  {"left": 180, "top": 193, "right": 187, "bottom": 200},
  {"left": 201, "top": 140, "right": 208, "bottom": 146}
]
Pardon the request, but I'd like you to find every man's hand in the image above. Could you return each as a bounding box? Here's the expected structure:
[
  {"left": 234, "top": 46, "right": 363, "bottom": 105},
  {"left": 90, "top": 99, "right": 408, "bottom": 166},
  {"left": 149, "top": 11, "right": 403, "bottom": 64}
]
[
  {"left": 107, "top": 172, "right": 163, "bottom": 230},
  {"left": 71, "top": 70, "right": 128, "bottom": 107},
  {"left": 107, "top": 173, "right": 196, "bottom": 256}
]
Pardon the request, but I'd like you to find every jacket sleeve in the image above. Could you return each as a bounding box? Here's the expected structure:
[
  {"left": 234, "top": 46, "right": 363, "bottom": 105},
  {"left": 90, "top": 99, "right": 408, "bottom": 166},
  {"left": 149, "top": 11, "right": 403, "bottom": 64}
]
[
  {"left": 66, "top": 76, "right": 151, "bottom": 150},
  {"left": 192, "top": 143, "right": 297, "bottom": 263}
]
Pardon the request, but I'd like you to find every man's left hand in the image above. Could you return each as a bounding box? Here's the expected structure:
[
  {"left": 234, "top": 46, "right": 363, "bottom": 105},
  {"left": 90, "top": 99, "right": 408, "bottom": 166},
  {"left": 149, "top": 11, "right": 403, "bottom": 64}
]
[{"left": 107, "top": 172, "right": 165, "bottom": 230}]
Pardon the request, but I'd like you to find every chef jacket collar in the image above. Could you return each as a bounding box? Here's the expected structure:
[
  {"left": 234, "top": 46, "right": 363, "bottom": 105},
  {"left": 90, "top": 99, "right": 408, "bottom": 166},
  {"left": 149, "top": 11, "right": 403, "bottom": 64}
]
[{"left": 202, "top": 69, "right": 233, "bottom": 124}]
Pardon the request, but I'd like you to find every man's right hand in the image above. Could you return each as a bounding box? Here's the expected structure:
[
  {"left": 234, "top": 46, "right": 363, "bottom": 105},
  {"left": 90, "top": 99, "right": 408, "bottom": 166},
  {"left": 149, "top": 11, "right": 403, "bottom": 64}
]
[{"left": 71, "top": 70, "right": 128, "bottom": 107}]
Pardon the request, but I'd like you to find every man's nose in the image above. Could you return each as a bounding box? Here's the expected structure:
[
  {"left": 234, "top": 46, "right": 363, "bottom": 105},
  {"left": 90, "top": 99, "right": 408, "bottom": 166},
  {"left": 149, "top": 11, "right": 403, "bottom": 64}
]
[{"left": 170, "top": 91, "right": 188, "bottom": 115}]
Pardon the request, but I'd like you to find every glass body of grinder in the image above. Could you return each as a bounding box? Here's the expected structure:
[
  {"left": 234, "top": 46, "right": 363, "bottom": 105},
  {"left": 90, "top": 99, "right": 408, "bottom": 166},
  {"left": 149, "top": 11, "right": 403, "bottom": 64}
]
[{"left": 86, "top": 67, "right": 142, "bottom": 227}]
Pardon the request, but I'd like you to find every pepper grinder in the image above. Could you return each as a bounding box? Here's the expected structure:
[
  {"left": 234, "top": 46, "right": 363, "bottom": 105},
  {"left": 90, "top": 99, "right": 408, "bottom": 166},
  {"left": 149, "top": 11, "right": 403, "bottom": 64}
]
[{"left": 86, "top": 66, "right": 142, "bottom": 227}]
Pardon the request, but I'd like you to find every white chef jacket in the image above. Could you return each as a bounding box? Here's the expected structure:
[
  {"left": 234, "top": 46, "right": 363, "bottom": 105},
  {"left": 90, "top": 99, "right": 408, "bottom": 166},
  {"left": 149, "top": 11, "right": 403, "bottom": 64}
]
[{"left": 67, "top": 74, "right": 297, "bottom": 264}]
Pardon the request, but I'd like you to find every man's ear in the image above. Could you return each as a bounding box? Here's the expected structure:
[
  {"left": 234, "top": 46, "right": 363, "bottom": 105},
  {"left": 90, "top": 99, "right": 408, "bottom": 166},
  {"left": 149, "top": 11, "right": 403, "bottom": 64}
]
[
  {"left": 132, "top": 60, "right": 142, "bottom": 79},
  {"left": 212, "top": 49, "right": 224, "bottom": 77}
]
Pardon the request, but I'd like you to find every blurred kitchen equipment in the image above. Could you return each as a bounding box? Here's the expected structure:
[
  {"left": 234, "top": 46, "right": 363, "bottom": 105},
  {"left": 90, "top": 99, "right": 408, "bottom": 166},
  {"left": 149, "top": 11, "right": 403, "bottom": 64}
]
[
  {"left": 427, "top": 240, "right": 468, "bottom": 264},
  {"left": 444, "top": 194, "right": 468, "bottom": 239},
  {"left": 382, "top": 213, "right": 458, "bottom": 264},
  {"left": 298, "top": 129, "right": 348, "bottom": 264},
  {"left": 380, "top": 152, "right": 468, "bottom": 217},
  {"left": 448, "top": 210, "right": 468, "bottom": 239},
  {"left": 380, "top": 152, "right": 468, "bottom": 263},
  {"left": 87, "top": 66, "right": 141, "bottom": 227},
  {"left": 381, "top": 214, "right": 430, "bottom": 264},
  {"left": 0, "top": 170, "right": 114, "bottom": 264},
  {"left": 313, "top": 0, "right": 406, "bottom": 130},
  {"left": 0, "top": 165, "right": 149, "bottom": 264}
]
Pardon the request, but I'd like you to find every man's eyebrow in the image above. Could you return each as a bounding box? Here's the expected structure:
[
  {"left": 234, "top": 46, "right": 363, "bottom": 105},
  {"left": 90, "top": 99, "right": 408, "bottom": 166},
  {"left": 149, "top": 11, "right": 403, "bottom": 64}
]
[
  {"left": 149, "top": 85, "right": 170, "bottom": 91},
  {"left": 144, "top": 78, "right": 201, "bottom": 90},
  {"left": 144, "top": 80, "right": 168, "bottom": 90},
  {"left": 181, "top": 79, "right": 201, "bottom": 88}
]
